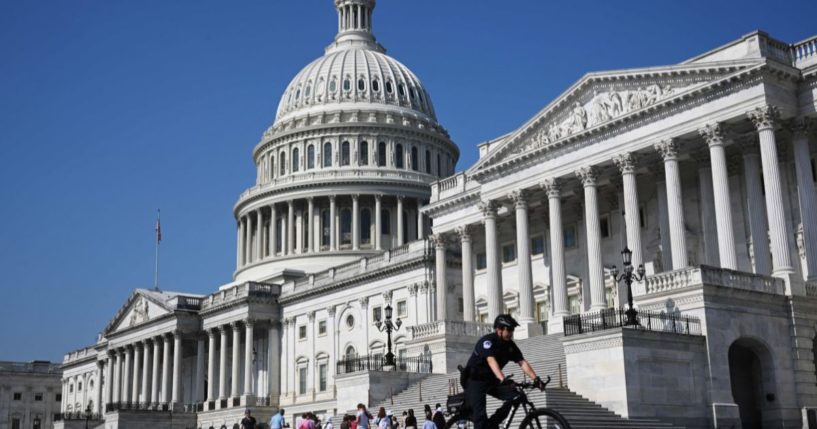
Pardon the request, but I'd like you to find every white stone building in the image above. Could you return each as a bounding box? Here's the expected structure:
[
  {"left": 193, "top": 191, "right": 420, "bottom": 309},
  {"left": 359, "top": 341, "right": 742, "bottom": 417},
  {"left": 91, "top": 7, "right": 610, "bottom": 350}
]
[
  {"left": 0, "top": 361, "right": 62, "bottom": 429},
  {"left": 57, "top": 1, "right": 817, "bottom": 428}
]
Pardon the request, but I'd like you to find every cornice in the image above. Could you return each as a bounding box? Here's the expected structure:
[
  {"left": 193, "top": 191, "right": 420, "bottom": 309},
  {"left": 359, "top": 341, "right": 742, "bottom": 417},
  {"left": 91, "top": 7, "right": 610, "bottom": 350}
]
[
  {"left": 423, "top": 189, "right": 482, "bottom": 218},
  {"left": 198, "top": 295, "right": 278, "bottom": 317}
]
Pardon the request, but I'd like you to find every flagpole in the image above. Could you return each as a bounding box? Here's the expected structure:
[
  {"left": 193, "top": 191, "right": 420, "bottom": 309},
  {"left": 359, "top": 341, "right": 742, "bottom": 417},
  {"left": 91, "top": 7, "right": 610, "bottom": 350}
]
[{"left": 155, "top": 209, "right": 161, "bottom": 292}]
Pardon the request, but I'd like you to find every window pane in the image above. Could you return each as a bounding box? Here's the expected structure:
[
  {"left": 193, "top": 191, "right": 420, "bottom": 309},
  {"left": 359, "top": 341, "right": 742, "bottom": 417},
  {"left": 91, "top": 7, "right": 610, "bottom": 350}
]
[
  {"left": 299, "top": 367, "right": 307, "bottom": 394},
  {"left": 360, "top": 141, "right": 369, "bottom": 166},
  {"left": 292, "top": 148, "right": 300, "bottom": 172},
  {"left": 564, "top": 226, "right": 577, "bottom": 248},
  {"left": 361, "top": 209, "right": 371, "bottom": 243},
  {"left": 425, "top": 150, "right": 432, "bottom": 173},
  {"left": 502, "top": 244, "right": 516, "bottom": 263},
  {"left": 476, "top": 253, "right": 487, "bottom": 270},
  {"left": 381, "top": 209, "right": 391, "bottom": 234},
  {"left": 378, "top": 142, "right": 387, "bottom": 166},
  {"left": 323, "top": 143, "right": 332, "bottom": 167},
  {"left": 397, "top": 300, "right": 407, "bottom": 317},
  {"left": 319, "top": 364, "right": 327, "bottom": 391},
  {"left": 307, "top": 145, "right": 315, "bottom": 169},
  {"left": 372, "top": 306, "right": 382, "bottom": 322},
  {"left": 411, "top": 147, "right": 418, "bottom": 171},
  {"left": 341, "top": 141, "right": 350, "bottom": 166},
  {"left": 341, "top": 209, "right": 352, "bottom": 245},
  {"left": 531, "top": 236, "right": 545, "bottom": 255},
  {"left": 395, "top": 144, "right": 404, "bottom": 168}
]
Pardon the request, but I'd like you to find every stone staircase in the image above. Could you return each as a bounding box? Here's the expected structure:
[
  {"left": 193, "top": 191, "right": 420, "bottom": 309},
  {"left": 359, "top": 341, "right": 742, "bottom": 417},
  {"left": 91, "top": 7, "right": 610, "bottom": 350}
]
[{"left": 368, "top": 334, "right": 684, "bottom": 429}]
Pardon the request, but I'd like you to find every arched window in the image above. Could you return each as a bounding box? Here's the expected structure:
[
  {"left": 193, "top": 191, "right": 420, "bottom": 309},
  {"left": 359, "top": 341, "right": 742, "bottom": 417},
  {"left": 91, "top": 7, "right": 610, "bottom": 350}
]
[
  {"left": 359, "top": 141, "right": 369, "bottom": 166},
  {"left": 292, "top": 147, "right": 300, "bottom": 173},
  {"left": 343, "top": 78, "right": 351, "bottom": 92},
  {"left": 323, "top": 143, "right": 332, "bottom": 167},
  {"left": 385, "top": 81, "right": 393, "bottom": 94},
  {"left": 361, "top": 209, "right": 371, "bottom": 244},
  {"left": 270, "top": 155, "right": 275, "bottom": 179},
  {"left": 372, "top": 79, "right": 380, "bottom": 92},
  {"left": 280, "top": 151, "right": 286, "bottom": 176},
  {"left": 398, "top": 83, "right": 405, "bottom": 98},
  {"left": 425, "top": 150, "right": 432, "bottom": 173},
  {"left": 381, "top": 209, "right": 391, "bottom": 235},
  {"left": 305, "top": 84, "right": 311, "bottom": 98},
  {"left": 321, "top": 210, "right": 330, "bottom": 247},
  {"left": 341, "top": 209, "right": 352, "bottom": 245},
  {"left": 357, "top": 78, "right": 365, "bottom": 91},
  {"left": 411, "top": 146, "right": 419, "bottom": 171},
  {"left": 395, "top": 144, "right": 404, "bottom": 169},
  {"left": 341, "top": 141, "right": 351, "bottom": 166},
  {"left": 329, "top": 78, "right": 337, "bottom": 93},
  {"left": 307, "top": 145, "right": 315, "bottom": 170},
  {"left": 378, "top": 142, "right": 387, "bottom": 167}
]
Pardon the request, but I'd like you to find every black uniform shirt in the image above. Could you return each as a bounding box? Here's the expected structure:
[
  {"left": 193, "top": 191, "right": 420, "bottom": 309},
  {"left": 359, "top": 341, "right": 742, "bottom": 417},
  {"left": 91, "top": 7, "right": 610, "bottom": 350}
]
[{"left": 465, "top": 332, "right": 524, "bottom": 380}]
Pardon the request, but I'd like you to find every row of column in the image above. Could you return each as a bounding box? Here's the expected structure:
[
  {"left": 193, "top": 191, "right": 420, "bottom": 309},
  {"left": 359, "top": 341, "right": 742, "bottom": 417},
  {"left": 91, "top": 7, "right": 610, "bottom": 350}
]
[
  {"left": 444, "top": 107, "right": 815, "bottom": 328},
  {"left": 103, "top": 331, "right": 182, "bottom": 407},
  {"left": 237, "top": 195, "right": 427, "bottom": 268},
  {"left": 205, "top": 320, "right": 257, "bottom": 402}
]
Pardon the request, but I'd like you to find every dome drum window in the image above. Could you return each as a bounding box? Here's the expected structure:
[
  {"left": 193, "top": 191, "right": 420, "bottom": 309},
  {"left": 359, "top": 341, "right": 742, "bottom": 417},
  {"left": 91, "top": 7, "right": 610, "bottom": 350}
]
[
  {"left": 357, "top": 78, "right": 366, "bottom": 91},
  {"left": 385, "top": 81, "right": 393, "bottom": 94},
  {"left": 372, "top": 79, "right": 380, "bottom": 92},
  {"left": 343, "top": 78, "right": 351, "bottom": 92},
  {"left": 329, "top": 78, "right": 337, "bottom": 93},
  {"left": 398, "top": 83, "right": 405, "bottom": 98}
]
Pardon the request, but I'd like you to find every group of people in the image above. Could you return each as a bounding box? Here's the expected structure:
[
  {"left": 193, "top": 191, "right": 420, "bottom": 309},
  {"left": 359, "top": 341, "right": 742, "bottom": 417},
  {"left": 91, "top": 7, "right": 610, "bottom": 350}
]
[{"left": 338, "top": 403, "right": 447, "bottom": 429}]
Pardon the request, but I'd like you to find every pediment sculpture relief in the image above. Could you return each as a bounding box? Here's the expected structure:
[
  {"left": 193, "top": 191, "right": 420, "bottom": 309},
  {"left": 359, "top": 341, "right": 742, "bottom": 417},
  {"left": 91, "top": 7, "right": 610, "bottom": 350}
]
[{"left": 128, "top": 298, "right": 150, "bottom": 327}]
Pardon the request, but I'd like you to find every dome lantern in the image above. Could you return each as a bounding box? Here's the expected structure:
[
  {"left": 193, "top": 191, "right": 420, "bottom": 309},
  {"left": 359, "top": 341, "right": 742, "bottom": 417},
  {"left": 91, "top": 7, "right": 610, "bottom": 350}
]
[{"left": 328, "top": 0, "right": 383, "bottom": 54}]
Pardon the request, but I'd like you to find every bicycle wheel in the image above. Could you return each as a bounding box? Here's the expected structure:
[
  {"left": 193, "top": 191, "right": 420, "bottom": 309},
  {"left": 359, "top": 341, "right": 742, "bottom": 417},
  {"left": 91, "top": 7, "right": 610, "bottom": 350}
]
[{"left": 519, "top": 408, "right": 571, "bottom": 429}]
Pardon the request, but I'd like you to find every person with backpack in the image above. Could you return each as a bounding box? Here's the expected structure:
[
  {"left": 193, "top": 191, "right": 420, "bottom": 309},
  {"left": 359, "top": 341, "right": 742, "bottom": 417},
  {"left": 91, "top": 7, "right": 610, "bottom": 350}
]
[
  {"left": 431, "top": 404, "right": 445, "bottom": 429},
  {"left": 356, "top": 403, "right": 371, "bottom": 429}
]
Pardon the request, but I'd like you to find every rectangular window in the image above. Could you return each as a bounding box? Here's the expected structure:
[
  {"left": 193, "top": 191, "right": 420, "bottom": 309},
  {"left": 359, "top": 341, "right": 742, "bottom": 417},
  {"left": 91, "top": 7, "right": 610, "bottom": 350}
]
[
  {"left": 397, "top": 300, "right": 408, "bottom": 318},
  {"left": 318, "top": 320, "right": 327, "bottom": 336},
  {"left": 606, "top": 289, "right": 615, "bottom": 308},
  {"left": 56, "top": 393, "right": 62, "bottom": 402},
  {"left": 372, "top": 306, "right": 382, "bottom": 323},
  {"left": 531, "top": 236, "right": 545, "bottom": 255},
  {"left": 564, "top": 225, "right": 578, "bottom": 249},
  {"left": 569, "top": 296, "right": 581, "bottom": 315},
  {"left": 600, "top": 215, "right": 610, "bottom": 238},
  {"left": 478, "top": 313, "right": 488, "bottom": 323},
  {"left": 536, "top": 302, "right": 548, "bottom": 322},
  {"left": 34, "top": 393, "right": 43, "bottom": 401},
  {"left": 319, "top": 364, "right": 328, "bottom": 392},
  {"left": 476, "top": 253, "right": 487, "bottom": 270},
  {"left": 13, "top": 392, "right": 22, "bottom": 400},
  {"left": 298, "top": 325, "right": 307, "bottom": 340},
  {"left": 502, "top": 243, "right": 516, "bottom": 263},
  {"left": 11, "top": 418, "right": 20, "bottom": 429},
  {"left": 298, "top": 367, "right": 308, "bottom": 395}
]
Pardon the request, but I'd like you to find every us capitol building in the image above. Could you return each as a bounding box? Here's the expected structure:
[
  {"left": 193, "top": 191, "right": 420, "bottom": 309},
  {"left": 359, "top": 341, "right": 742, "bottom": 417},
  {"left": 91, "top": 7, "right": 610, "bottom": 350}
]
[{"left": 56, "top": 1, "right": 817, "bottom": 428}]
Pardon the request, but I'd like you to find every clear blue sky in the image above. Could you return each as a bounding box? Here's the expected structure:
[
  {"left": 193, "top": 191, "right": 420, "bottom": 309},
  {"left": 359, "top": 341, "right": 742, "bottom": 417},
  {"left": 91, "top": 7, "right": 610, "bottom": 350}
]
[{"left": 0, "top": 0, "right": 814, "bottom": 362}]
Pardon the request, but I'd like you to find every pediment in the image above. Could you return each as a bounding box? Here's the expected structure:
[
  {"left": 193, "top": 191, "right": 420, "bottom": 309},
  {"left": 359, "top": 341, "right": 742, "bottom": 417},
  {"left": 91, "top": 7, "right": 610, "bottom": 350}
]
[
  {"left": 471, "top": 60, "right": 764, "bottom": 173},
  {"left": 105, "top": 290, "right": 172, "bottom": 335}
]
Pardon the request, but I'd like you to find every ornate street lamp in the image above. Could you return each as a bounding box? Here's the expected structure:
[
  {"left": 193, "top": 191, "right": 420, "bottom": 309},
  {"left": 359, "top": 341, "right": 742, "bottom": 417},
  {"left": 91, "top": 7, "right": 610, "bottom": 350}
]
[
  {"left": 610, "top": 247, "right": 646, "bottom": 326},
  {"left": 374, "top": 304, "right": 402, "bottom": 367}
]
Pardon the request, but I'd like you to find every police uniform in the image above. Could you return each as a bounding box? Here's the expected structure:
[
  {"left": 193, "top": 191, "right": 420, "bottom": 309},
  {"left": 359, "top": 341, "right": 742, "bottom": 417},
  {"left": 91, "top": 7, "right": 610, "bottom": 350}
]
[{"left": 462, "top": 332, "right": 524, "bottom": 429}]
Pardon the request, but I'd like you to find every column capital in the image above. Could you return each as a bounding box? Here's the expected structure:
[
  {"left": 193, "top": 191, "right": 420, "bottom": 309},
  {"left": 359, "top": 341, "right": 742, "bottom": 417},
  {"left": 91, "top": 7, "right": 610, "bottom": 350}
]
[
  {"left": 351, "top": 194, "right": 360, "bottom": 201},
  {"left": 307, "top": 311, "right": 316, "bottom": 322},
  {"left": 375, "top": 193, "right": 383, "bottom": 202},
  {"left": 430, "top": 233, "right": 447, "bottom": 249},
  {"left": 358, "top": 296, "right": 369, "bottom": 308},
  {"left": 699, "top": 123, "right": 725, "bottom": 147},
  {"left": 396, "top": 195, "right": 405, "bottom": 202},
  {"left": 613, "top": 152, "right": 638, "bottom": 174},
  {"left": 408, "top": 283, "right": 419, "bottom": 296},
  {"left": 382, "top": 290, "right": 393, "bottom": 303},
  {"left": 575, "top": 166, "right": 598, "bottom": 187},
  {"left": 455, "top": 225, "right": 472, "bottom": 242},
  {"left": 327, "top": 306, "right": 337, "bottom": 317},
  {"left": 479, "top": 200, "right": 499, "bottom": 218},
  {"left": 207, "top": 328, "right": 217, "bottom": 338},
  {"left": 509, "top": 189, "right": 529, "bottom": 209},
  {"left": 748, "top": 105, "right": 779, "bottom": 131},
  {"left": 654, "top": 138, "right": 680, "bottom": 161},
  {"left": 306, "top": 196, "right": 314, "bottom": 203},
  {"left": 231, "top": 321, "right": 242, "bottom": 331},
  {"left": 787, "top": 116, "right": 813, "bottom": 138},
  {"left": 218, "top": 324, "right": 230, "bottom": 334},
  {"left": 329, "top": 195, "right": 336, "bottom": 203},
  {"left": 245, "top": 318, "right": 256, "bottom": 327},
  {"left": 540, "top": 178, "right": 561, "bottom": 198}
]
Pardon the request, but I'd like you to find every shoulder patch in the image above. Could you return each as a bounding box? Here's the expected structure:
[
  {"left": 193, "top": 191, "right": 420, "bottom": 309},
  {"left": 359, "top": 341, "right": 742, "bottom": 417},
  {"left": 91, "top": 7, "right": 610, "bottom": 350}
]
[{"left": 483, "top": 340, "right": 492, "bottom": 349}]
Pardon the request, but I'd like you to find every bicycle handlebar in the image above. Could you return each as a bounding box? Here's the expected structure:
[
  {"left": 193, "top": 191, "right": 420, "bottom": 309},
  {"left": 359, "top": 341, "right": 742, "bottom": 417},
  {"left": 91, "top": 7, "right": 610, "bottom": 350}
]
[{"left": 514, "top": 375, "right": 551, "bottom": 390}]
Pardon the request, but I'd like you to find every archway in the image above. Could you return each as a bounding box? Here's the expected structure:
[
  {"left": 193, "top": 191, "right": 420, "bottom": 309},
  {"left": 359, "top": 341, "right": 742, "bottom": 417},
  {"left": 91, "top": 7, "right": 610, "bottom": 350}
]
[{"left": 728, "top": 338, "right": 772, "bottom": 429}]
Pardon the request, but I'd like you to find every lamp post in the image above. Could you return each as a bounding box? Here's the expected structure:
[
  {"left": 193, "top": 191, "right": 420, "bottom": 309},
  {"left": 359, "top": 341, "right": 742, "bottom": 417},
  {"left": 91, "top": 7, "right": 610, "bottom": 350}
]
[
  {"left": 610, "top": 247, "right": 645, "bottom": 326},
  {"left": 374, "top": 304, "right": 402, "bottom": 367}
]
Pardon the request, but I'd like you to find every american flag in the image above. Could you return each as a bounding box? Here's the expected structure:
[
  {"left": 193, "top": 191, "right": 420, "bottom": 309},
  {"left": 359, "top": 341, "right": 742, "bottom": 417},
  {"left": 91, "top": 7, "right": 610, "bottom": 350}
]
[{"left": 155, "top": 212, "right": 162, "bottom": 243}]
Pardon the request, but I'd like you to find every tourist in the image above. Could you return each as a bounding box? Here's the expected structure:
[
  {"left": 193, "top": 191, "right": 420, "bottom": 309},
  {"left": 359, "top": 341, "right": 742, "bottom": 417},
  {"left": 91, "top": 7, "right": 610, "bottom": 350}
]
[
  {"left": 422, "top": 412, "right": 435, "bottom": 429},
  {"left": 375, "top": 407, "right": 386, "bottom": 427},
  {"left": 432, "top": 404, "right": 445, "bottom": 429},
  {"left": 356, "top": 404, "right": 371, "bottom": 429},
  {"left": 325, "top": 416, "right": 334, "bottom": 429},
  {"left": 270, "top": 409, "right": 286, "bottom": 429},
  {"left": 241, "top": 409, "right": 258, "bottom": 429},
  {"left": 405, "top": 409, "right": 417, "bottom": 429}
]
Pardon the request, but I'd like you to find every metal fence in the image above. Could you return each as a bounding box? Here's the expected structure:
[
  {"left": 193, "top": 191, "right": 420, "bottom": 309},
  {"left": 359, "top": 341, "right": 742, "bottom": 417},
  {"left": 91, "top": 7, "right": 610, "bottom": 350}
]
[
  {"left": 563, "top": 308, "right": 702, "bottom": 337},
  {"left": 336, "top": 354, "right": 433, "bottom": 375},
  {"left": 55, "top": 412, "right": 102, "bottom": 421}
]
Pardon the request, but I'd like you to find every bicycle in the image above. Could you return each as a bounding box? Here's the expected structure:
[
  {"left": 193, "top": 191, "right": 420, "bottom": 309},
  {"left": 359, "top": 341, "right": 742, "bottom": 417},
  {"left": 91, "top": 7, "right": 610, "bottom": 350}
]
[{"left": 444, "top": 375, "right": 571, "bottom": 429}]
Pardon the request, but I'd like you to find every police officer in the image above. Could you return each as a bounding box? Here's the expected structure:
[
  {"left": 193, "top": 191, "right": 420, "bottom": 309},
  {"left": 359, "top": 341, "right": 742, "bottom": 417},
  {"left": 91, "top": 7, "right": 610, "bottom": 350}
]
[{"left": 462, "top": 314, "right": 546, "bottom": 429}]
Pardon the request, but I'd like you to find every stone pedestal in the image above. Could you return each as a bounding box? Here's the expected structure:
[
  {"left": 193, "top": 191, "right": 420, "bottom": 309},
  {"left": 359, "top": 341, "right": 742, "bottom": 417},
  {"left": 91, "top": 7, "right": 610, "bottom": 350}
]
[{"left": 334, "top": 371, "right": 427, "bottom": 414}]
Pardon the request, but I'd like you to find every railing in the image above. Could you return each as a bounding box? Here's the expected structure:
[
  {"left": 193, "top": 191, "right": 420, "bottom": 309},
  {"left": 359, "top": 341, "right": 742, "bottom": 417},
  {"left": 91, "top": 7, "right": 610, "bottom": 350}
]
[
  {"left": 104, "top": 402, "right": 175, "bottom": 412},
  {"left": 807, "top": 281, "right": 817, "bottom": 298},
  {"left": 336, "top": 354, "right": 433, "bottom": 375},
  {"left": 202, "top": 281, "right": 280, "bottom": 310},
  {"left": 563, "top": 308, "right": 702, "bottom": 337},
  {"left": 430, "top": 172, "right": 477, "bottom": 202},
  {"left": 175, "top": 296, "right": 203, "bottom": 311},
  {"left": 55, "top": 412, "right": 102, "bottom": 421},
  {"left": 791, "top": 35, "right": 817, "bottom": 67},
  {"left": 409, "top": 320, "right": 494, "bottom": 340},
  {"left": 643, "top": 265, "right": 785, "bottom": 296}
]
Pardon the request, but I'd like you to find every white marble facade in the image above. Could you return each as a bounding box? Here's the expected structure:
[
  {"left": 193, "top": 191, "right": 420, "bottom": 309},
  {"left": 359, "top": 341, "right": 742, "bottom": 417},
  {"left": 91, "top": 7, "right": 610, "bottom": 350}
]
[{"left": 58, "top": 0, "right": 817, "bottom": 427}]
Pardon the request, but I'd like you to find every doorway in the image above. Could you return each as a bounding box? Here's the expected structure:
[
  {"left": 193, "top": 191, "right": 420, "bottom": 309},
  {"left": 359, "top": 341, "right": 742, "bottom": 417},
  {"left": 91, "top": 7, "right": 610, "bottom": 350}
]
[{"left": 728, "top": 340, "right": 766, "bottom": 429}]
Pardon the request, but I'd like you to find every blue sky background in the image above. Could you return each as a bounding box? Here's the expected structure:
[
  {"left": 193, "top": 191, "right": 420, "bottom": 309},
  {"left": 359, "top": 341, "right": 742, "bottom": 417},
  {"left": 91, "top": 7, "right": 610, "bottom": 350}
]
[{"left": 1, "top": 0, "right": 814, "bottom": 361}]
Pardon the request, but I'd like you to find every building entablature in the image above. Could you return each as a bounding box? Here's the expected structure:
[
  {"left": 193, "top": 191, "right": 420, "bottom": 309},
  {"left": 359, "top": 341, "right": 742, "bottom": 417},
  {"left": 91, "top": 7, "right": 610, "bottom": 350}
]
[{"left": 199, "top": 281, "right": 280, "bottom": 324}]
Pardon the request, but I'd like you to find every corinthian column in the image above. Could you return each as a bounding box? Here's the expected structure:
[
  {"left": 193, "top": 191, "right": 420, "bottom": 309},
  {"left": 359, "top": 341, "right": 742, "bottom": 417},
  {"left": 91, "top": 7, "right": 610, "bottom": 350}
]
[
  {"left": 457, "top": 226, "right": 475, "bottom": 321},
  {"left": 207, "top": 330, "right": 216, "bottom": 402},
  {"left": 140, "top": 342, "right": 150, "bottom": 404},
  {"left": 219, "top": 326, "right": 228, "bottom": 400},
  {"left": 245, "top": 215, "right": 253, "bottom": 263},
  {"left": 231, "top": 323, "right": 241, "bottom": 398},
  {"left": 481, "top": 201, "right": 503, "bottom": 319},
  {"left": 244, "top": 320, "right": 254, "bottom": 396},
  {"left": 122, "top": 346, "right": 132, "bottom": 403},
  {"left": 104, "top": 354, "right": 113, "bottom": 406},
  {"left": 131, "top": 343, "right": 141, "bottom": 404},
  {"left": 236, "top": 220, "right": 243, "bottom": 269},
  {"left": 329, "top": 196, "right": 337, "bottom": 251},
  {"left": 151, "top": 339, "right": 160, "bottom": 406},
  {"left": 655, "top": 139, "right": 688, "bottom": 269},
  {"left": 739, "top": 138, "right": 772, "bottom": 275},
  {"left": 790, "top": 118, "right": 817, "bottom": 280},
  {"left": 397, "top": 197, "right": 405, "bottom": 246},
  {"left": 375, "top": 195, "right": 383, "bottom": 250},
  {"left": 269, "top": 205, "right": 278, "bottom": 257},
  {"left": 307, "top": 198, "right": 315, "bottom": 253},
  {"left": 287, "top": 201, "right": 295, "bottom": 255},
  {"left": 542, "top": 179, "right": 569, "bottom": 327},
  {"left": 511, "top": 190, "right": 535, "bottom": 322},
  {"left": 613, "top": 153, "right": 644, "bottom": 268},
  {"left": 576, "top": 167, "right": 605, "bottom": 310},
  {"left": 701, "top": 124, "right": 737, "bottom": 269},
  {"left": 255, "top": 210, "right": 263, "bottom": 261},
  {"left": 195, "top": 336, "right": 205, "bottom": 403},
  {"left": 352, "top": 194, "right": 360, "bottom": 250},
  {"left": 432, "top": 234, "right": 447, "bottom": 321},
  {"left": 161, "top": 334, "right": 170, "bottom": 404},
  {"left": 171, "top": 331, "right": 182, "bottom": 406},
  {"left": 749, "top": 106, "right": 797, "bottom": 289},
  {"left": 113, "top": 351, "right": 122, "bottom": 403}
]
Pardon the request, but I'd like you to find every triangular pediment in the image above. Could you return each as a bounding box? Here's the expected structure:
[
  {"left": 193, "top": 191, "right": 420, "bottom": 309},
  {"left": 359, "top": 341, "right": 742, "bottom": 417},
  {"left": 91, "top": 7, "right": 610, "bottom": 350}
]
[
  {"left": 104, "top": 289, "right": 173, "bottom": 335},
  {"left": 470, "top": 59, "right": 764, "bottom": 173}
]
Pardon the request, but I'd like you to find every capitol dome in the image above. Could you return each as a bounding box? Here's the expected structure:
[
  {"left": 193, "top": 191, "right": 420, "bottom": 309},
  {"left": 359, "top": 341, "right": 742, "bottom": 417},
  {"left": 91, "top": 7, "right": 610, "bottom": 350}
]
[{"left": 232, "top": 0, "right": 458, "bottom": 282}]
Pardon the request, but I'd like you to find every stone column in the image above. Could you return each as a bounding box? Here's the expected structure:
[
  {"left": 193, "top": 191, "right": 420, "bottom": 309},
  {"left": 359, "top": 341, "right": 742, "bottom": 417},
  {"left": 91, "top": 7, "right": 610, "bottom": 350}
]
[
  {"left": 396, "top": 197, "right": 405, "bottom": 246},
  {"left": 511, "top": 190, "right": 535, "bottom": 321},
  {"left": 113, "top": 350, "right": 122, "bottom": 403},
  {"left": 207, "top": 330, "right": 216, "bottom": 402},
  {"left": 457, "top": 226, "right": 475, "bottom": 322},
  {"left": 287, "top": 201, "right": 295, "bottom": 255},
  {"left": 219, "top": 326, "right": 228, "bottom": 400},
  {"left": 245, "top": 215, "right": 253, "bottom": 263},
  {"left": 122, "top": 346, "right": 132, "bottom": 403},
  {"left": 329, "top": 196, "right": 337, "bottom": 251},
  {"left": 655, "top": 139, "right": 688, "bottom": 269},
  {"left": 576, "top": 168, "right": 605, "bottom": 311},
  {"left": 231, "top": 323, "right": 241, "bottom": 398},
  {"left": 543, "top": 179, "right": 569, "bottom": 328},
  {"left": 236, "top": 220, "right": 243, "bottom": 269},
  {"left": 255, "top": 210, "right": 263, "bottom": 261},
  {"left": 432, "top": 234, "right": 447, "bottom": 321},
  {"left": 481, "top": 201, "right": 503, "bottom": 319},
  {"left": 244, "top": 320, "right": 254, "bottom": 396},
  {"left": 195, "top": 336, "right": 205, "bottom": 403},
  {"left": 161, "top": 334, "right": 171, "bottom": 404},
  {"left": 151, "top": 339, "right": 160, "bottom": 406},
  {"left": 131, "top": 343, "right": 141, "bottom": 404},
  {"left": 307, "top": 198, "right": 315, "bottom": 253},
  {"left": 749, "top": 106, "right": 797, "bottom": 288},
  {"left": 614, "top": 153, "right": 644, "bottom": 268},
  {"left": 96, "top": 360, "right": 104, "bottom": 412},
  {"left": 171, "top": 331, "right": 182, "bottom": 406},
  {"left": 417, "top": 199, "right": 425, "bottom": 240},
  {"left": 267, "top": 322, "right": 281, "bottom": 403},
  {"left": 269, "top": 205, "right": 278, "bottom": 257},
  {"left": 375, "top": 195, "right": 383, "bottom": 250},
  {"left": 287, "top": 319, "right": 296, "bottom": 396},
  {"left": 791, "top": 118, "right": 817, "bottom": 280},
  {"left": 352, "top": 194, "right": 360, "bottom": 250},
  {"left": 694, "top": 150, "right": 719, "bottom": 266},
  {"left": 104, "top": 355, "right": 113, "bottom": 406},
  {"left": 701, "top": 124, "right": 737, "bottom": 269},
  {"left": 327, "top": 309, "right": 337, "bottom": 391},
  {"left": 141, "top": 341, "right": 150, "bottom": 404},
  {"left": 740, "top": 139, "right": 772, "bottom": 275}
]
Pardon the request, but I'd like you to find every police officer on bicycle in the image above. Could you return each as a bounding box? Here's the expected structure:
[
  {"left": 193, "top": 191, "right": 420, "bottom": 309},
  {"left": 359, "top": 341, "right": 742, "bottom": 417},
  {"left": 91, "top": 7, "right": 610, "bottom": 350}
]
[{"left": 461, "top": 314, "right": 546, "bottom": 429}]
